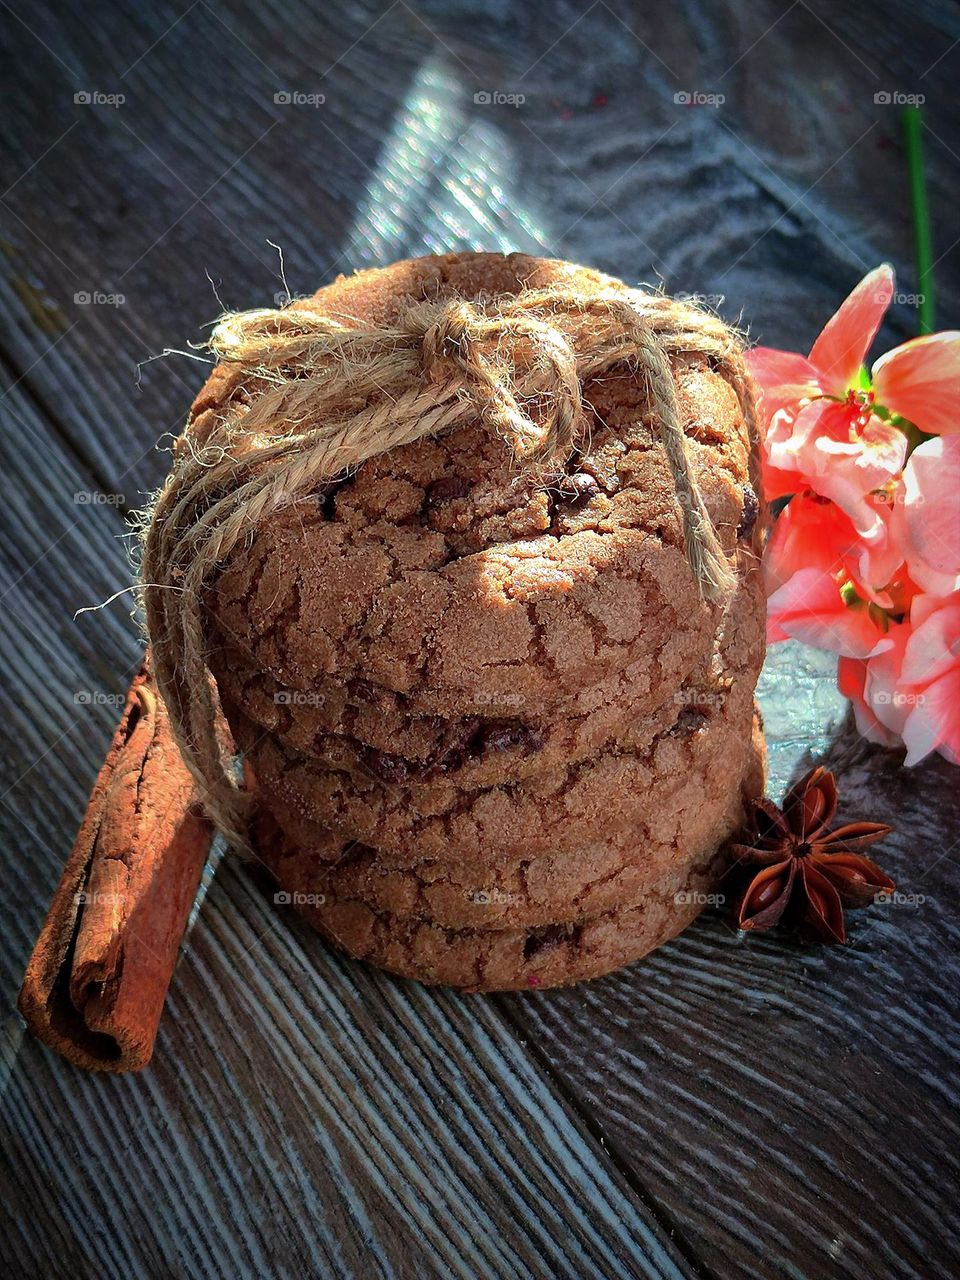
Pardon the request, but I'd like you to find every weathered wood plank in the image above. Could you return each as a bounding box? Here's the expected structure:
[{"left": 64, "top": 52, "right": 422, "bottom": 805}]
[
  {"left": 2, "top": 1, "right": 959, "bottom": 1277},
  {"left": 1, "top": 0, "right": 957, "bottom": 497},
  {"left": 497, "top": 717, "right": 960, "bottom": 1279},
  {"left": 0, "top": 378, "right": 694, "bottom": 1279}
]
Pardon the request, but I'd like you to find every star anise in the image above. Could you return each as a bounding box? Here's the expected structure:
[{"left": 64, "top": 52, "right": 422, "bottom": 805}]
[{"left": 732, "top": 765, "right": 894, "bottom": 943}]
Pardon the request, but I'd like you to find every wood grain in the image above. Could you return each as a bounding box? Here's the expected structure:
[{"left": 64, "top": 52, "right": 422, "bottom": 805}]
[
  {"left": 1, "top": 0, "right": 957, "bottom": 494},
  {"left": 498, "top": 735, "right": 960, "bottom": 1279},
  {"left": 1, "top": 0, "right": 958, "bottom": 1276},
  {"left": 0, "top": 379, "right": 694, "bottom": 1278}
]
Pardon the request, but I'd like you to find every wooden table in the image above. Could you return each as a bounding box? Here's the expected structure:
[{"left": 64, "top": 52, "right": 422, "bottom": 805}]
[{"left": 2, "top": 2, "right": 958, "bottom": 1276}]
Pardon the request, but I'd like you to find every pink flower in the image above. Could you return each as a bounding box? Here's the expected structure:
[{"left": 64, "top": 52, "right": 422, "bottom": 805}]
[
  {"left": 838, "top": 629, "right": 910, "bottom": 750},
  {"left": 747, "top": 265, "right": 960, "bottom": 538},
  {"left": 892, "top": 435, "right": 960, "bottom": 595},
  {"left": 840, "top": 595, "right": 960, "bottom": 766},
  {"left": 765, "top": 493, "right": 911, "bottom": 656},
  {"left": 751, "top": 263, "right": 960, "bottom": 769},
  {"left": 872, "top": 335, "right": 960, "bottom": 437},
  {"left": 772, "top": 400, "right": 906, "bottom": 542},
  {"left": 899, "top": 594, "right": 960, "bottom": 764}
]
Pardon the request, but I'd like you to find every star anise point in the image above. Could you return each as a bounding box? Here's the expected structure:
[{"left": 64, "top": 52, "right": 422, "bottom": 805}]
[{"left": 733, "top": 767, "right": 894, "bottom": 945}]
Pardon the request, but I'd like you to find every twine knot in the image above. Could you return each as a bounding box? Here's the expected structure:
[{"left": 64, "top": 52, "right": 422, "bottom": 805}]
[
  {"left": 140, "top": 279, "right": 758, "bottom": 849},
  {"left": 420, "top": 299, "right": 474, "bottom": 382}
]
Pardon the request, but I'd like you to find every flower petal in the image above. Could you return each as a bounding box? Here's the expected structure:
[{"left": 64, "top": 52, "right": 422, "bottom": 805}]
[
  {"left": 795, "top": 408, "right": 907, "bottom": 541},
  {"left": 901, "top": 597, "right": 960, "bottom": 687},
  {"left": 767, "top": 567, "right": 893, "bottom": 658},
  {"left": 838, "top": 656, "right": 903, "bottom": 748},
  {"left": 862, "top": 623, "right": 913, "bottom": 737},
  {"left": 746, "top": 346, "right": 822, "bottom": 391},
  {"left": 746, "top": 347, "right": 822, "bottom": 423},
  {"left": 901, "top": 664, "right": 960, "bottom": 767},
  {"left": 764, "top": 494, "right": 861, "bottom": 594},
  {"left": 901, "top": 437, "right": 960, "bottom": 578},
  {"left": 854, "top": 491, "right": 911, "bottom": 606},
  {"left": 763, "top": 492, "right": 908, "bottom": 610},
  {"left": 872, "top": 331, "right": 960, "bottom": 436},
  {"left": 808, "top": 264, "right": 895, "bottom": 397}
]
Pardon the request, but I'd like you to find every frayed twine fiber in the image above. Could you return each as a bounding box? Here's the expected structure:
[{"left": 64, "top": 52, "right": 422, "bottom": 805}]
[{"left": 141, "top": 283, "right": 757, "bottom": 849}]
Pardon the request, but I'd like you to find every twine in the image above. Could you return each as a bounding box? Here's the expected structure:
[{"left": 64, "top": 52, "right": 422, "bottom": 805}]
[{"left": 141, "top": 282, "right": 757, "bottom": 848}]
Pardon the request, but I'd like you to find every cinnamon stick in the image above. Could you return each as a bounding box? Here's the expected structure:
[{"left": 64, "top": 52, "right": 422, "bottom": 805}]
[{"left": 18, "top": 657, "right": 213, "bottom": 1072}]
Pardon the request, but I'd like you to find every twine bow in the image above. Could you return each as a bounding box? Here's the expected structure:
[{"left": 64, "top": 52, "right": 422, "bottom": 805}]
[{"left": 140, "top": 283, "right": 757, "bottom": 848}]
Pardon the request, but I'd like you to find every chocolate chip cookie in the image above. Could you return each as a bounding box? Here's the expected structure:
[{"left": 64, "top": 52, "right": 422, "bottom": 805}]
[
  {"left": 203, "top": 254, "right": 759, "bottom": 723},
  {"left": 251, "top": 706, "right": 764, "bottom": 932},
  {"left": 189, "top": 251, "right": 767, "bottom": 989}
]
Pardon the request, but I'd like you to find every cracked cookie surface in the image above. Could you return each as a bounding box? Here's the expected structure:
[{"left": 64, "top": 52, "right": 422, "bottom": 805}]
[
  {"left": 235, "top": 558, "right": 764, "bottom": 868},
  {"left": 251, "top": 708, "right": 764, "bottom": 931},
  {"left": 201, "top": 252, "right": 760, "bottom": 720},
  {"left": 191, "top": 251, "right": 767, "bottom": 989},
  {"left": 243, "top": 642, "right": 763, "bottom": 860},
  {"left": 258, "top": 833, "right": 720, "bottom": 991},
  {"left": 212, "top": 563, "right": 763, "bottom": 791}
]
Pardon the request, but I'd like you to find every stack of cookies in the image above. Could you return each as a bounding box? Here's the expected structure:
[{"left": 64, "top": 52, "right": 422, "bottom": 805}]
[{"left": 198, "top": 252, "right": 766, "bottom": 990}]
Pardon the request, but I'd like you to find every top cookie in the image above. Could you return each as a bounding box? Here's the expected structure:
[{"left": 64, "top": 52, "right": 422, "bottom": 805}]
[{"left": 198, "top": 253, "right": 759, "bottom": 719}]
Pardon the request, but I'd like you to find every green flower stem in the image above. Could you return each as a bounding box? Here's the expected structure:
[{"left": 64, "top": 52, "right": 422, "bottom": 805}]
[{"left": 902, "top": 106, "right": 935, "bottom": 334}]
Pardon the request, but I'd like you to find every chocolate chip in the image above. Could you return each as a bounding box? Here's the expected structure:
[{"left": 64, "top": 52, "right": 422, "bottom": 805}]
[
  {"left": 431, "top": 718, "right": 483, "bottom": 775},
  {"left": 432, "top": 720, "right": 543, "bottom": 775},
  {"left": 737, "top": 485, "right": 759, "bottom": 539},
  {"left": 362, "top": 749, "right": 415, "bottom": 785},
  {"left": 475, "top": 723, "right": 543, "bottom": 756},
  {"left": 523, "top": 923, "right": 582, "bottom": 960},
  {"left": 347, "top": 678, "right": 378, "bottom": 703},
  {"left": 676, "top": 705, "right": 710, "bottom": 733},
  {"left": 425, "top": 476, "right": 472, "bottom": 508},
  {"left": 334, "top": 842, "right": 375, "bottom": 870},
  {"left": 555, "top": 471, "right": 600, "bottom": 505},
  {"left": 361, "top": 719, "right": 543, "bottom": 785}
]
